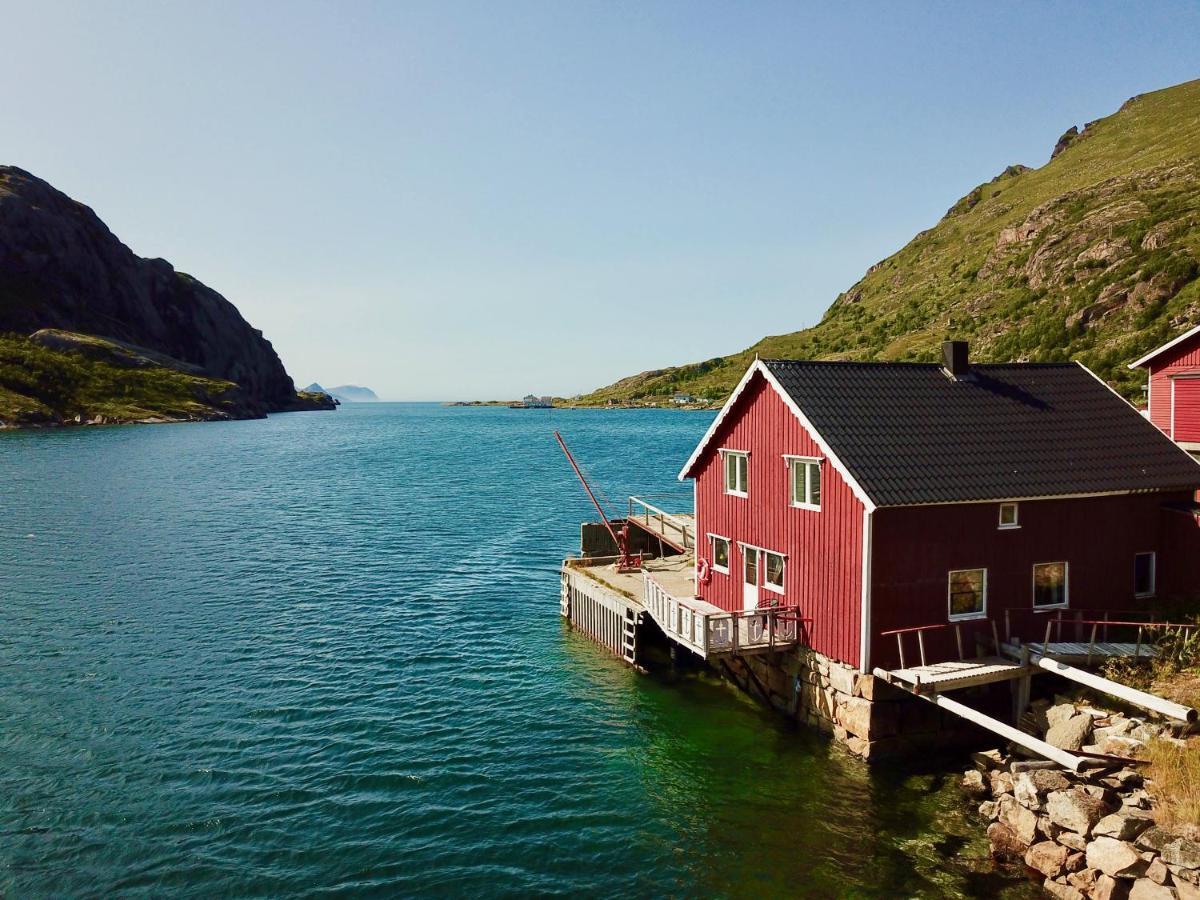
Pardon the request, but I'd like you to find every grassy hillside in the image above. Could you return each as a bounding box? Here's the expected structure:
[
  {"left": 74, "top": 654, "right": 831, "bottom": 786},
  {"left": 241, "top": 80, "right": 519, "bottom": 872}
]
[
  {"left": 0, "top": 331, "right": 256, "bottom": 427},
  {"left": 581, "top": 79, "right": 1200, "bottom": 405}
]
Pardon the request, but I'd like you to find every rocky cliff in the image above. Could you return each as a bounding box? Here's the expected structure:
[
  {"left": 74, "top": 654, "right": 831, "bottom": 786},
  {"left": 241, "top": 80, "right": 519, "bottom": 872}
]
[
  {"left": 0, "top": 166, "right": 326, "bottom": 421},
  {"left": 580, "top": 78, "right": 1200, "bottom": 405}
]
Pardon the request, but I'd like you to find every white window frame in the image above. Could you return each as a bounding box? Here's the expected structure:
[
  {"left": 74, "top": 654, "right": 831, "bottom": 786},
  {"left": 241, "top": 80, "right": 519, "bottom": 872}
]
[
  {"left": 947, "top": 568, "right": 988, "bottom": 622},
  {"left": 784, "top": 455, "right": 823, "bottom": 510},
  {"left": 1134, "top": 551, "right": 1157, "bottom": 599},
  {"left": 998, "top": 502, "right": 1020, "bottom": 530},
  {"left": 762, "top": 550, "right": 786, "bottom": 594},
  {"left": 709, "top": 533, "right": 731, "bottom": 574},
  {"left": 1032, "top": 561, "right": 1069, "bottom": 611},
  {"left": 720, "top": 449, "right": 749, "bottom": 498}
]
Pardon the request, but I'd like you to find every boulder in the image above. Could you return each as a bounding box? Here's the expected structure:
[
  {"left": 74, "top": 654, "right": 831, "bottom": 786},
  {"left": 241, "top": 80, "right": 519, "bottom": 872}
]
[
  {"left": 1048, "top": 788, "right": 1110, "bottom": 836},
  {"left": 1027, "top": 841, "right": 1070, "bottom": 878},
  {"left": 989, "top": 770, "right": 1014, "bottom": 797},
  {"left": 988, "top": 821, "right": 1028, "bottom": 861},
  {"left": 971, "top": 749, "right": 1007, "bottom": 771},
  {"left": 1047, "top": 714, "right": 1094, "bottom": 751},
  {"left": 1129, "top": 878, "right": 1178, "bottom": 899},
  {"left": 1069, "top": 868, "right": 1100, "bottom": 893},
  {"left": 1089, "top": 837, "right": 1150, "bottom": 879},
  {"left": 1015, "top": 769, "right": 1071, "bottom": 809},
  {"left": 1100, "top": 735, "right": 1147, "bottom": 757},
  {"left": 961, "top": 769, "right": 989, "bottom": 799},
  {"left": 1065, "top": 852, "right": 1087, "bottom": 873},
  {"left": 1094, "top": 874, "right": 1133, "bottom": 900},
  {"left": 1059, "top": 831, "right": 1090, "bottom": 852},
  {"left": 1146, "top": 858, "right": 1172, "bottom": 885},
  {"left": 978, "top": 800, "right": 998, "bottom": 820},
  {"left": 1044, "top": 878, "right": 1087, "bottom": 900},
  {"left": 1095, "top": 811, "right": 1156, "bottom": 842},
  {"left": 1139, "top": 831, "right": 1200, "bottom": 869},
  {"left": 1047, "top": 702, "right": 1080, "bottom": 730},
  {"left": 998, "top": 795, "right": 1040, "bottom": 845}
]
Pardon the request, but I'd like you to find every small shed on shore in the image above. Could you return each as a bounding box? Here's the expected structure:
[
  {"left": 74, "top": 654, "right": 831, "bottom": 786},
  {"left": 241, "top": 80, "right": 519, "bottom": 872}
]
[{"left": 1130, "top": 323, "right": 1200, "bottom": 455}]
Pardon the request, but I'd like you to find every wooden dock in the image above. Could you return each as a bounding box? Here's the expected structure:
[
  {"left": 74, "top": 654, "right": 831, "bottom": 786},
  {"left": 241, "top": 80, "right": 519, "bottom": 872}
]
[
  {"left": 884, "top": 657, "right": 1031, "bottom": 692},
  {"left": 1002, "top": 640, "right": 1157, "bottom": 665}
]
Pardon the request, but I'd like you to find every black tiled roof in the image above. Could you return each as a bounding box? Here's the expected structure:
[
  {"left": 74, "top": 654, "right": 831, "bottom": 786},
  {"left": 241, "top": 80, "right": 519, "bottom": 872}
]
[{"left": 762, "top": 359, "right": 1200, "bottom": 507}]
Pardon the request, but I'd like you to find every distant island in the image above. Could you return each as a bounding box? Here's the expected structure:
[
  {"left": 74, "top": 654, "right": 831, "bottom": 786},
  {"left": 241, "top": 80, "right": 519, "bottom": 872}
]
[
  {"left": 0, "top": 166, "right": 335, "bottom": 429},
  {"left": 304, "top": 383, "right": 380, "bottom": 403}
]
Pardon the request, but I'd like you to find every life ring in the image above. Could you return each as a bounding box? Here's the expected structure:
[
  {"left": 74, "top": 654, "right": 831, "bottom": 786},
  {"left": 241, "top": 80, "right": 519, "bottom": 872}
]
[{"left": 697, "top": 557, "right": 712, "bottom": 584}]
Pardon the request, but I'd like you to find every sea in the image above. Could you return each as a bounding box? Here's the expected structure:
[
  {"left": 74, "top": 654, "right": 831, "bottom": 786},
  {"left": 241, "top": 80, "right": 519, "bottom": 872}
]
[{"left": 0, "top": 403, "right": 1039, "bottom": 897}]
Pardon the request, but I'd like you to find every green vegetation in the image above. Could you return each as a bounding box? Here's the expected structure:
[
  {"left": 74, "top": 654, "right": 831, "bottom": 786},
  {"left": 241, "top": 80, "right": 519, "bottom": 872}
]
[
  {"left": 580, "top": 80, "right": 1200, "bottom": 405},
  {"left": 0, "top": 332, "right": 250, "bottom": 426}
]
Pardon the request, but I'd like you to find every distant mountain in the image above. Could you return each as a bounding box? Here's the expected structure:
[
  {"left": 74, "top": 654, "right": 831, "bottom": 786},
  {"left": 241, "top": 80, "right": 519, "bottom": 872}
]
[
  {"left": 579, "top": 78, "right": 1200, "bottom": 405},
  {"left": 0, "top": 166, "right": 334, "bottom": 426},
  {"left": 305, "top": 383, "right": 380, "bottom": 402}
]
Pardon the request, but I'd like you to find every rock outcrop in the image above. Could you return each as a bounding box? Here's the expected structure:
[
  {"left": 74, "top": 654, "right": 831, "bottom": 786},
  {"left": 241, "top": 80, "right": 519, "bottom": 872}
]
[{"left": 0, "top": 166, "right": 310, "bottom": 414}]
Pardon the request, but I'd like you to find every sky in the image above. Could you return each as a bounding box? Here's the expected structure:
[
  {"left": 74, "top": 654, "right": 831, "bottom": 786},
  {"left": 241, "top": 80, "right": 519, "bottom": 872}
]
[{"left": 3, "top": 1, "right": 1199, "bottom": 400}]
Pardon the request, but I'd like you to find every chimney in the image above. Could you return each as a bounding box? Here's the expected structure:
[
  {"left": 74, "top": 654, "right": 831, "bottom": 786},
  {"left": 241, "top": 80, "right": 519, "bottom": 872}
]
[{"left": 943, "top": 340, "right": 969, "bottom": 378}]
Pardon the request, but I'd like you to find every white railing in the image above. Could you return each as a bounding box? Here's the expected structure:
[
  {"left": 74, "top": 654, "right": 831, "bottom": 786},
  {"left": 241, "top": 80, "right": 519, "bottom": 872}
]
[
  {"left": 628, "top": 496, "right": 693, "bottom": 551},
  {"left": 643, "top": 574, "right": 805, "bottom": 658}
]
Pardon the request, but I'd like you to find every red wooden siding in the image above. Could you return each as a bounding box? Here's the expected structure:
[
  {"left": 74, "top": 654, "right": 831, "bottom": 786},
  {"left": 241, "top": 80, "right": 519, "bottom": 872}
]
[
  {"left": 868, "top": 492, "right": 1196, "bottom": 670},
  {"left": 1146, "top": 330, "right": 1200, "bottom": 440},
  {"left": 1174, "top": 379, "right": 1200, "bottom": 443},
  {"left": 691, "top": 374, "right": 865, "bottom": 668}
]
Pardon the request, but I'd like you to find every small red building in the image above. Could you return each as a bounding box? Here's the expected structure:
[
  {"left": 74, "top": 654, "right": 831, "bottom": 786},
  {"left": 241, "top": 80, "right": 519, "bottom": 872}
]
[
  {"left": 679, "top": 343, "right": 1200, "bottom": 673},
  {"left": 1130, "top": 323, "right": 1200, "bottom": 456}
]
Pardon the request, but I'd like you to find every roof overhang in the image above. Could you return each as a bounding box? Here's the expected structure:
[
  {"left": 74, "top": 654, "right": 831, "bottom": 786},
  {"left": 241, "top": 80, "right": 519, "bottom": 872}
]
[
  {"left": 1128, "top": 323, "right": 1200, "bottom": 369},
  {"left": 676, "top": 359, "right": 878, "bottom": 512}
]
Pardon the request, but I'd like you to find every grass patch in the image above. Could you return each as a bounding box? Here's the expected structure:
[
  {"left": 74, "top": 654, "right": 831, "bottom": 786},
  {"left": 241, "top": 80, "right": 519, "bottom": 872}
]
[{"left": 1144, "top": 737, "right": 1200, "bottom": 834}]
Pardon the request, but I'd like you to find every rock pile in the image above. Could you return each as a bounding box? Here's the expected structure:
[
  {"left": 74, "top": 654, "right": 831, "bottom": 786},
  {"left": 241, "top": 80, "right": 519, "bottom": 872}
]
[{"left": 964, "top": 700, "right": 1197, "bottom": 899}]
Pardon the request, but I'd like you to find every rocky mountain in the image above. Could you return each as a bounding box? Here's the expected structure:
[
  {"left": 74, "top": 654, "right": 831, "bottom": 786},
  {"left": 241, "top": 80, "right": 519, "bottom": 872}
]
[
  {"left": 0, "top": 166, "right": 333, "bottom": 426},
  {"left": 580, "top": 79, "right": 1200, "bottom": 405},
  {"left": 304, "top": 383, "right": 379, "bottom": 402}
]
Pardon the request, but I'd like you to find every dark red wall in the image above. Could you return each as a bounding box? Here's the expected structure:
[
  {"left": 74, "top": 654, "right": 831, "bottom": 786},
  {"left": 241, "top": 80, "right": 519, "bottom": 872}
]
[
  {"left": 868, "top": 492, "right": 1199, "bottom": 670},
  {"left": 691, "top": 374, "right": 866, "bottom": 668}
]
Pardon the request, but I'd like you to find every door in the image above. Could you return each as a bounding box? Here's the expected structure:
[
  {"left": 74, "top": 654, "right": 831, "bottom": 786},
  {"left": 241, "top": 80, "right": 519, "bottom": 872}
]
[{"left": 742, "top": 547, "right": 759, "bottom": 611}]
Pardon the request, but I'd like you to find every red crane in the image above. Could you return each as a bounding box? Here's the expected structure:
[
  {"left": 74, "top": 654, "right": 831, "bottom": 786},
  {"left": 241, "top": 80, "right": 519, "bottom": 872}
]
[{"left": 554, "top": 431, "right": 643, "bottom": 573}]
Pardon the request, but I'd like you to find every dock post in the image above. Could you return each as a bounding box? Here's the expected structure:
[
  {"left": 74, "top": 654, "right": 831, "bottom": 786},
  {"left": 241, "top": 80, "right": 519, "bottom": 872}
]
[{"left": 1012, "top": 645, "right": 1032, "bottom": 724}]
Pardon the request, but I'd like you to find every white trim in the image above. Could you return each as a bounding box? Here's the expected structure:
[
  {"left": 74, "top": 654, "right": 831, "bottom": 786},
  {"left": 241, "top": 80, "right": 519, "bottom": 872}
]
[
  {"left": 735, "top": 540, "right": 787, "bottom": 558},
  {"left": 762, "top": 549, "right": 786, "bottom": 593},
  {"left": 1129, "top": 323, "right": 1200, "bottom": 369},
  {"left": 708, "top": 533, "right": 731, "bottom": 574},
  {"left": 677, "top": 360, "right": 878, "bottom": 512},
  {"left": 784, "top": 455, "right": 823, "bottom": 511},
  {"left": 859, "top": 508, "right": 873, "bottom": 673},
  {"left": 1032, "top": 560, "right": 1070, "bottom": 610},
  {"left": 948, "top": 567, "right": 988, "bottom": 622},
  {"left": 720, "top": 448, "right": 749, "bottom": 497},
  {"left": 1134, "top": 551, "right": 1157, "bottom": 599},
  {"left": 998, "top": 501, "right": 1020, "bottom": 530},
  {"left": 1171, "top": 378, "right": 1177, "bottom": 439},
  {"left": 677, "top": 363, "right": 767, "bottom": 480}
]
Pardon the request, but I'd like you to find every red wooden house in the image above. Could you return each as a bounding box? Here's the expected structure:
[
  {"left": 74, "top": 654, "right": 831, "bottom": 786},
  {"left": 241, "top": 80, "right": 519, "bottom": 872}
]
[
  {"left": 1130, "top": 323, "right": 1200, "bottom": 456},
  {"left": 678, "top": 342, "right": 1200, "bottom": 674}
]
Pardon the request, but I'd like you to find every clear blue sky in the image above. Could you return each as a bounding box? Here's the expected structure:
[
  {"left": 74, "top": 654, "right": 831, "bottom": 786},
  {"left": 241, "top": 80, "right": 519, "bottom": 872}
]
[{"left": 4, "top": 2, "right": 1198, "bottom": 399}]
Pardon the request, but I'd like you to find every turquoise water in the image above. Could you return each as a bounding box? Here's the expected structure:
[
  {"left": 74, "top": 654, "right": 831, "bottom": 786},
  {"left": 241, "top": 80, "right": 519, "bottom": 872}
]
[{"left": 0, "top": 404, "right": 1036, "bottom": 897}]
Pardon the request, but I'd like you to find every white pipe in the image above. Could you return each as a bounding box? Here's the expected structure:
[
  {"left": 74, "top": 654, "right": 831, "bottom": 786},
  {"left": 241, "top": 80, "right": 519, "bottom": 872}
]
[
  {"left": 1032, "top": 654, "right": 1197, "bottom": 723},
  {"left": 928, "top": 692, "right": 1088, "bottom": 772}
]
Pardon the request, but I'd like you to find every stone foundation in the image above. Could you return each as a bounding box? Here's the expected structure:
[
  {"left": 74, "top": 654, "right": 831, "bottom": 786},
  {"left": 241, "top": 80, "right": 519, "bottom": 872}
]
[{"left": 718, "top": 646, "right": 984, "bottom": 761}]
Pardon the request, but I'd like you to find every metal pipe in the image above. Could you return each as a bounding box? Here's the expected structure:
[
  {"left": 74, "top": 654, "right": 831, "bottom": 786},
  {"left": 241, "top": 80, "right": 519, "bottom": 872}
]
[
  {"left": 1031, "top": 654, "right": 1198, "bottom": 723},
  {"left": 927, "top": 692, "right": 1087, "bottom": 772}
]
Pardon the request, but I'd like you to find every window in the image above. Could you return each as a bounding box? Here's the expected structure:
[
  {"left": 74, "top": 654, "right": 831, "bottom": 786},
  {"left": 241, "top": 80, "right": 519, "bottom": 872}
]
[
  {"left": 1033, "top": 562, "right": 1069, "bottom": 609},
  {"left": 1135, "top": 552, "right": 1157, "bottom": 598},
  {"left": 710, "top": 535, "right": 730, "bottom": 573},
  {"left": 999, "top": 503, "right": 1019, "bottom": 529},
  {"left": 763, "top": 551, "right": 785, "bottom": 593},
  {"left": 787, "top": 457, "right": 822, "bottom": 509},
  {"left": 948, "top": 568, "right": 987, "bottom": 620},
  {"left": 722, "top": 450, "right": 748, "bottom": 496}
]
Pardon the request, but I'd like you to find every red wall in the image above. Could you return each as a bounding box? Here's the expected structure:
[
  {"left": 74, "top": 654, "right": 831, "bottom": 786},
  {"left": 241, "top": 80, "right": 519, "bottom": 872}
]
[
  {"left": 692, "top": 375, "right": 865, "bottom": 667},
  {"left": 868, "top": 492, "right": 1198, "bottom": 670},
  {"left": 1148, "top": 331, "right": 1200, "bottom": 441}
]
